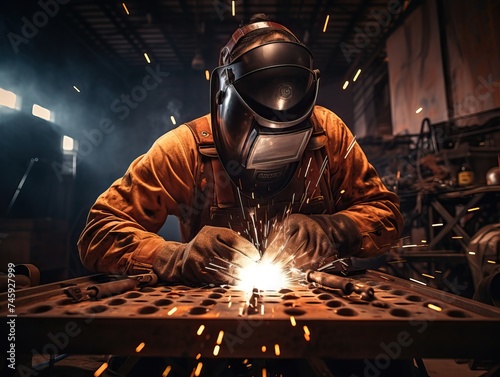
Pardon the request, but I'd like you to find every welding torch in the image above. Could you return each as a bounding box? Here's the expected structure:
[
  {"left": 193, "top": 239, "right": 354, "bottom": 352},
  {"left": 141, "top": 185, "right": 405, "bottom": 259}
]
[
  {"left": 64, "top": 273, "right": 158, "bottom": 302},
  {"left": 306, "top": 270, "right": 374, "bottom": 300}
]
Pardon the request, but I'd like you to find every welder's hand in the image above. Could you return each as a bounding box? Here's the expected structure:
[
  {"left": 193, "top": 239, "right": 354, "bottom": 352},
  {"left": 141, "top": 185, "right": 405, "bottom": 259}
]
[
  {"left": 265, "top": 214, "right": 336, "bottom": 270},
  {"left": 153, "top": 226, "right": 260, "bottom": 285},
  {"left": 265, "top": 213, "right": 362, "bottom": 271}
]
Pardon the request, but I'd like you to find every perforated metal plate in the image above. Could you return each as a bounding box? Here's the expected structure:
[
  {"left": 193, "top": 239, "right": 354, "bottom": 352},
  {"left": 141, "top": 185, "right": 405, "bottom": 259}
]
[{"left": 2, "top": 271, "right": 500, "bottom": 360}]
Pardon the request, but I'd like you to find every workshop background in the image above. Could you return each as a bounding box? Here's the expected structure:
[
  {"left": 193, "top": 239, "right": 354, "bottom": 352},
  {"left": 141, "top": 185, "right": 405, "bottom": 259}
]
[{"left": 1, "top": 0, "right": 499, "bottom": 298}]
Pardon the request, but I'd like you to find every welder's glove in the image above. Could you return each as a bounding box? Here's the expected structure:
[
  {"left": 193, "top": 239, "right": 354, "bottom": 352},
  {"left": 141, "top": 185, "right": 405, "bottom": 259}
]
[
  {"left": 265, "top": 213, "right": 362, "bottom": 271},
  {"left": 152, "top": 226, "right": 260, "bottom": 286}
]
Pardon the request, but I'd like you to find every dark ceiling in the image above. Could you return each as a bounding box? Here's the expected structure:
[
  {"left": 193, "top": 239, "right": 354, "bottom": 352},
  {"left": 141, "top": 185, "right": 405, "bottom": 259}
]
[{"left": 2, "top": 0, "right": 417, "bottom": 84}]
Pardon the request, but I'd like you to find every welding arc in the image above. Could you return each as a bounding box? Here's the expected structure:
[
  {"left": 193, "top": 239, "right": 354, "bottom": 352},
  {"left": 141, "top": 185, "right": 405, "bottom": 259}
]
[{"left": 306, "top": 270, "right": 354, "bottom": 295}]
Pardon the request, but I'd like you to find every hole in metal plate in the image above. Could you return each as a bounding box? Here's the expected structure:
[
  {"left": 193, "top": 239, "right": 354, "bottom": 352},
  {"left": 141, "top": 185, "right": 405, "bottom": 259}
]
[
  {"left": 212, "top": 288, "right": 227, "bottom": 293},
  {"left": 189, "top": 307, "right": 209, "bottom": 315},
  {"left": 446, "top": 310, "right": 470, "bottom": 318},
  {"left": 108, "top": 298, "right": 127, "bottom": 306},
  {"left": 390, "top": 308, "right": 411, "bottom": 317},
  {"left": 201, "top": 299, "right": 217, "bottom": 306},
  {"left": 138, "top": 306, "right": 159, "bottom": 314},
  {"left": 140, "top": 287, "right": 155, "bottom": 293},
  {"left": 371, "top": 301, "right": 390, "bottom": 309},
  {"left": 209, "top": 293, "right": 223, "bottom": 299},
  {"left": 406, "top": 295, "right": 424, "bottom": 302},
  {"left": 326, "top": 300, "right": 343, "bottom": 308},
  {"left": 154, "top": 299, "right": 173, "bottom": 306},
  {"left": 279, "top": 288, "right": 293, "bottom": 293},
  {"left": 377, "top": 285, "right": 392, "bottom": 290},
  {"left": 389, "top": 290, "right": 407, "bottom": 296},
  {"left": 317, "top": 294, "right": 334, "bottom": 300},
  {"left": 336, "top": 308, "right": 358, "bottom": 316},
  {"left": 87, "top": 305, "right": 107, "bottom": 314},
  {"left": 125, "top": 292, "right": 142, "bottom": 298},
  {"left": 281, "top": 293, "right": 300, "bottom": 300},
  {"left": 57, "top": 298, "right": 75, "bottom": 305},
  {"left": 284, "top": 308, "right": 307, "bottom": 316}
]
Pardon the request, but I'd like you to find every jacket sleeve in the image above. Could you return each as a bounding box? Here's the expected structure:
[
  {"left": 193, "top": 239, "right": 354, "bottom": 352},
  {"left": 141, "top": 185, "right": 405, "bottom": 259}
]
[
  {"left": 318, "top": 106, "right": 403, "bottom": 257},
  {"left": 77, "top": 125, "right": 197, "bottom": 275}
]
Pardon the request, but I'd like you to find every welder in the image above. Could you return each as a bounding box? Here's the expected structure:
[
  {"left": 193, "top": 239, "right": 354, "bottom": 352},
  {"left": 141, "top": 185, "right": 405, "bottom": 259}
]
[{"left": 78, "top": 14, "right": 403, "bottom": 286}]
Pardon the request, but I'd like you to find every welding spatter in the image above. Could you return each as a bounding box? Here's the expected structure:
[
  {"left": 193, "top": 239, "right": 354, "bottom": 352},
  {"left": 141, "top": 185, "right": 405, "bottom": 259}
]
[{"left": 306, "top": 270, "right": 375, "bottom": 300}]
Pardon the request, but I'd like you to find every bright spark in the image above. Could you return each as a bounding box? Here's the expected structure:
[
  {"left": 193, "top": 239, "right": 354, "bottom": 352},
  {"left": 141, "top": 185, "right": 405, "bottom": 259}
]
[
  {"left": 94, "top": 363, "right": 108, "bottom": 377},
  {"left": 236, "top": 261, "right": 288, "bottom": 291},
  {"left": 427, "top": 303, "right": 442, "bottom": 312},
  {"left": 217, "top": 330, "right": 224, "bottom": 345},
  {"left": 122, "top": 3, "right": 130, "bottom": 15},
  {"left": 162, "top": 365, "right": 172, "bottom": 377},
  {"left": 343, "top": 80, "right": 349, "bottom": 90},
  {"left": 167, "top": 307, "right": 177, "bottom": 315},
  {"left": 73, "top": 85, "right": 80, "bottom": 93},
  {"left": 194, "top": 362, "right": 203, "bottom": 376},
  {"left": 144, "top": 52, "right": 151, "bottom": 64},
  {"left": 353, "top": 69, "right": 362, "bottom": 82},
  {"left": 409, "top": 278, "right": 427, "bottom": 286},
  {"left": 196, "top": 353, "right": 201, "bottom": 360},
  {"left": 422, "top": 273, "right": 435, "bottom": 279},
  {"left": 261, "top": 345, "right": 267, "bottom": 352},
  {"left": 274, "top": 344, "right": 281, "bottom": 356},
  {"left": 344, "top": 136, "right": 357, "bottom": 159},
  {"left": 290, "top": 316, "right": 296, "bottom": 326},
  {"left": 416, "top": 107, "right": 423, "bottom": 114},
  {"left": 213, "top": 345, "right": 220, "bottom": 356},
  {"left": 323, "top": 15, "right": 330, "bottom": 33},
  {"left": 135, "top": 342, "right": 145, "bottom": 352}
]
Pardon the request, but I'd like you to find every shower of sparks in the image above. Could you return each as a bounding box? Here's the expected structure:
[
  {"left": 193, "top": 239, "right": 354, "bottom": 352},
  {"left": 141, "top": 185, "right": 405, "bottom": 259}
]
[
  {"left": 194, "top": 362, "right": 203, "bottom": 376},
  {"left": 422, "top": 273, "right": 435, "bottom": 279},
  {"left": 217, "top": 331, "right": 224, "bottom": 345},
  {"left": 344, "top": 136, "right": 357, "bottom": 159},
  {"left": 427, "top": 303, "right": 442, "bottom": 312},
  {"left": 167, "top": 307, "right": 177, "bottom": 315},
  {"left": 290, "top": 316, "right": 297, "bottom": 326},
  {"left": 409, "top": 278, "right": 427, "bottom": 286},
  {"left": 274, "top": 344, "right": 281, "bottom": 356},
  {"left": 135, "top": 342, "right": 145, "bottom": 352},
  {"left": 162, "top": 365, "right": 172, "bottom": 377},
  {"left": 261, "top": 345, "right": 267, "bottom": 352},
  {"left": 94, "top": 362, "right": 108, "bottom": 377},
  {"left": 213, "top": 345, "right": 220, "bottom": 356}
]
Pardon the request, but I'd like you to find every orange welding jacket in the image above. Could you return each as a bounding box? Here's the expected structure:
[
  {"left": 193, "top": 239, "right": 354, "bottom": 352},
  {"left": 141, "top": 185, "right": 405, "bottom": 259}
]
[{"left": 78, "top": 105, "right": 403, "bottom": 275}]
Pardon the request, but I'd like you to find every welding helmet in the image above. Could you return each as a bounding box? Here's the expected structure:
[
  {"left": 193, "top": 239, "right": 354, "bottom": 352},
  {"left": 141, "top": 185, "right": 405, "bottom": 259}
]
[{"left": 211, "top": 21, "right": 320, "bottom": 198}]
